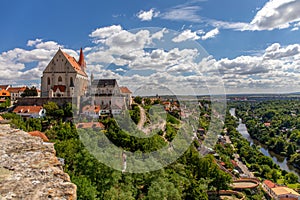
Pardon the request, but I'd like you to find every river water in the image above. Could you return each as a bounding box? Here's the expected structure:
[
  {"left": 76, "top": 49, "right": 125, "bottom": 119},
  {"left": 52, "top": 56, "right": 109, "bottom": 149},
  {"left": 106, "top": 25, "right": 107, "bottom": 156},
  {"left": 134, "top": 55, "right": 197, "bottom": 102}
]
[{"left": 229, "top": 108, "right": 300, "bottom": 177}]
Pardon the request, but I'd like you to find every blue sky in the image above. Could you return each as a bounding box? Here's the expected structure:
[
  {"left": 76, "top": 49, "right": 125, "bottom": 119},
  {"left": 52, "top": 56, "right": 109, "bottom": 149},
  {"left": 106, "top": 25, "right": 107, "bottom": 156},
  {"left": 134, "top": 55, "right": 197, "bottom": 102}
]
[{"left": 1, "top": 0, "right": 300, "bottom": 94}]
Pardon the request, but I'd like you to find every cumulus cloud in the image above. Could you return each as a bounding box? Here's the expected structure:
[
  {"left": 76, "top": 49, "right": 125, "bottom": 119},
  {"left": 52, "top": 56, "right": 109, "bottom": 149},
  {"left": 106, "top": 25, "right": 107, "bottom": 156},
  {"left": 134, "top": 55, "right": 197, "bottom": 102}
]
[
  {"left": 3, "top": 25, "right": 300, "bottom": 94},
  {"left": 201, "top": 28, "right": 219, "bottom": 40},
  {"left": 250, "top": 0, "right": 300, "bottom": 30},
  {"left": 89, "top": 25, "right": 122, "bottom": 43},
  {"left": 137, "top": 8, "right": 159, "bottom": 21},
  {"left": 172, "top": 29, "right": 200, "bottom": 43},
  {"left": 0, "top": 40, "right": 74, "bottom": 82}
]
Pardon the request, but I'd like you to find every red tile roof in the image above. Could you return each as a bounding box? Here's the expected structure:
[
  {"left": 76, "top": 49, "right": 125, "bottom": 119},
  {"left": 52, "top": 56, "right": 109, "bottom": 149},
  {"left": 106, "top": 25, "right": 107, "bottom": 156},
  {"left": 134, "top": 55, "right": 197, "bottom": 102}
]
[
  {"left": 231, "top": 160, "right": 238, "bottom": 167},
  {"left": 263, "top": 180, "right": 276, "bottom": 189},
  {"left": 0, "top": 85, "right": 9, "bottom": 90},
  {"left": 120, "top": 86, "right": 132, "bottom": 94},
  {"left": 53, "top": 85, "right": 66, "bottom": 92},
  {"left": 28, "top": 131, "right": 49, "bottom": 142},
  {"left": 264, "top": 122, "right": 271, "bottom": 127},
  {"left": 8, "top": 86, "right": 27, "bottom": 93},
  {"left": 62, "top": 51, "right": 87, "bottom": 77},
  {"left": 0, "top": 89, "right": 10, "bottom": 97},
  {"left": 82, "top": 105, "right": 100, "bottom": 113},
  {"left": 0, "top": 116, "right": 3, "bottom": 120},
  {"left": 13, "top": 106, "right": 43, "bottom": 114}
]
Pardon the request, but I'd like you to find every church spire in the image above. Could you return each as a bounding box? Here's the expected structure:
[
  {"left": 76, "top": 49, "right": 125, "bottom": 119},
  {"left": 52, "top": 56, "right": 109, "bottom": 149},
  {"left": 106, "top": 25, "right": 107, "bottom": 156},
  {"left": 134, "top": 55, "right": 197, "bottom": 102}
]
[{"left": 78, "top": 48, "right": 86, "bottom": 71}]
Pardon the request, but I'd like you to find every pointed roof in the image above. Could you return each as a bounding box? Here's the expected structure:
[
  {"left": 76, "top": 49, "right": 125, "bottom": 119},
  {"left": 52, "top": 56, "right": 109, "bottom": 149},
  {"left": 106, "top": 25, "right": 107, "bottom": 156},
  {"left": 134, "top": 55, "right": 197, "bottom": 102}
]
[
  {"left": 120, "top": 87, "right": 132, "bottom": 94},
  {"left": 78, "top": 48, "right": 86, "bottom": 68},
  {"left": 60, "top": 49, "right": 88, "bottom": 77}
]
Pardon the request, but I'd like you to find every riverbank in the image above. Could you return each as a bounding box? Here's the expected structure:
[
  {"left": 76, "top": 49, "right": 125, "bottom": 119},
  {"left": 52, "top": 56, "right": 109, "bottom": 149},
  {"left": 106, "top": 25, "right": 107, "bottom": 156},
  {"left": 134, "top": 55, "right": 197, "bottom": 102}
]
[{"left": 230, "top": 108, "right": 300, "bottom": 178}]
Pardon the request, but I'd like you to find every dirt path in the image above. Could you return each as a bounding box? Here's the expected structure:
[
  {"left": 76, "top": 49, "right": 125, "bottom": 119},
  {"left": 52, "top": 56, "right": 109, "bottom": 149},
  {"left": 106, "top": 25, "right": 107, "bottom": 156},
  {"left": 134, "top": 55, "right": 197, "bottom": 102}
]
[{"left": 137, "top": 105, "right": 146, "bottom": 130}]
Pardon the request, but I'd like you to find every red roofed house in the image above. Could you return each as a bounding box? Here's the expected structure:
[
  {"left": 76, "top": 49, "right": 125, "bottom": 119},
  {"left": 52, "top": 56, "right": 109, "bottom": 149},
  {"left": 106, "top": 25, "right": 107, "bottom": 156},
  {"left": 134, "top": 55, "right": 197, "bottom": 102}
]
[
  {"left": 13, "top": 105, "right": 46, "bottom": 118},
  {"left": 0, "top": 85, "right": 10, "bottom": 91},
  {"left": 28, "top": 131, "right": 49, "bottom": 142},
  {"left": 262, "top": 180, "right": 300, "bottom": 200},
  {"left": 0, "top": 115, "right": 4, "bottom": 121},
  {"left": 0, "top": 89, "right": 10, "bottom": 106},
  {"left": 8, "top": 86, "right": 27, "bottom": 103},
  {"left": 41, "top": 48, "right": 88, "bottom": 97},
  {"left": 82, "top": 105, "right": 101, "bottom": 118}
]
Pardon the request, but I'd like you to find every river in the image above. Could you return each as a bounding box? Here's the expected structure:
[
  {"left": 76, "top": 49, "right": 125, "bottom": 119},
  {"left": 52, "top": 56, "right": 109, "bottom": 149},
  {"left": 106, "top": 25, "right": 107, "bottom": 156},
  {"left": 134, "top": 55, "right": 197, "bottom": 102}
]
[{"left": 229, "top": 108, "right": 300, "bottom": 177}]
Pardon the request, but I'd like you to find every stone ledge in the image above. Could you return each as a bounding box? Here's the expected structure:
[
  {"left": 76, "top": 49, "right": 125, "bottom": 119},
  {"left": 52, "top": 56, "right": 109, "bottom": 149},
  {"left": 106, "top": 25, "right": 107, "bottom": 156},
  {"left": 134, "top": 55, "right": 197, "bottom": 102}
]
[{"left": 0, "top": 124, "right": 76, "bottom": 200}]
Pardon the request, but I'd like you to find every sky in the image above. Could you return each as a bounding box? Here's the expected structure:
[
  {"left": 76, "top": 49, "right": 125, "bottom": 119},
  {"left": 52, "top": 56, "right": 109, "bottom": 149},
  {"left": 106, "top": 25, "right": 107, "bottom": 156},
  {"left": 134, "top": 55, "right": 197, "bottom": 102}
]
[{"left": 1, "top": 0, "right": 300, "bottom": 94}]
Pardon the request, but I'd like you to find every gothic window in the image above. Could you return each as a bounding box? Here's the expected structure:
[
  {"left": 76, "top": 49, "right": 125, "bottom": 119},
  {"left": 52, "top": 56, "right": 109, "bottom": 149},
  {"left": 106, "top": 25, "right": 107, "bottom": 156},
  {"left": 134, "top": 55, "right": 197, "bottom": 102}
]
[
  {"left": 58, "top": 76, "right": 62, "bottom": 82},
  {"left": 70, "top": 77, "right": 74, "bottom": 86},
  {"left": 47, "top": 77, "right": 50, "bottom": 85}
]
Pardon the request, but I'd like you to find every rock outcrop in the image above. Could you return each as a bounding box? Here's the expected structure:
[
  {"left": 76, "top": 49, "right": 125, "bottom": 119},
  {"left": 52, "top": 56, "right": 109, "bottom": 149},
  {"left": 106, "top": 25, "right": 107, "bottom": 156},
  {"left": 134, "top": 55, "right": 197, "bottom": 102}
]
[{"left": 0, "top": 124, "right": 76, "bottom": 200}]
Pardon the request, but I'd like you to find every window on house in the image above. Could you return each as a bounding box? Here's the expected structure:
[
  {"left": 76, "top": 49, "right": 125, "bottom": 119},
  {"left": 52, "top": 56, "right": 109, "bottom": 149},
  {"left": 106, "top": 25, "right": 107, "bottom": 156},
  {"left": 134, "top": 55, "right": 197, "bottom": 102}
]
[
  {"left": 47, "top": 77, "right": 50, "bottom": 85},
  {"left": 70, "top": 77, "right": 74, "bottom": 86},
  {"left": 58, "top": 76, "right": 62, "bottom": 82}
]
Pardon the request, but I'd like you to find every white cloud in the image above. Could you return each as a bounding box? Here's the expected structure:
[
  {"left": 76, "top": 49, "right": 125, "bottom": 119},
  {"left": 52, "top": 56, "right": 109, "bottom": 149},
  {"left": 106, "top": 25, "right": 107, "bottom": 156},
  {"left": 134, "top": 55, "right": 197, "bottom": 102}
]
[
  {"left": 160, "top": 5, "right": 202, "bottom": 22},
  {"left": 27, "top": 39, "right": 42, "bottom": 47},
  {"left": 201, "top": 28, "right": 219, "bottom": 40},
  {"left": 137, "top": 8, "right": 159, "bottom": 21},
  {"left": 89, "top": 25, "right": 122, "bottom": 43},
  {"left": 172, "top": 29, "right": 200, "bottom": 43},
  {"left": 0, "top": 40, "right": 74, "bottom": 82},
  {"left": 159, "top": 0, "right": 300, "bottom": 32},
  {"left": 250, "top": 0, "right": 300, "bottom": 31}
]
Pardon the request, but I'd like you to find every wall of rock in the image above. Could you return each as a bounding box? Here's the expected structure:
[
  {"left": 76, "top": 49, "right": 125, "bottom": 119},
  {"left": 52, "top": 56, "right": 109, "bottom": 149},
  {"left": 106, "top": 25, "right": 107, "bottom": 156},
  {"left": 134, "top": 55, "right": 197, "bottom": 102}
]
[{"left": 0, "top": 124, "right": 77, "bottom": 200}]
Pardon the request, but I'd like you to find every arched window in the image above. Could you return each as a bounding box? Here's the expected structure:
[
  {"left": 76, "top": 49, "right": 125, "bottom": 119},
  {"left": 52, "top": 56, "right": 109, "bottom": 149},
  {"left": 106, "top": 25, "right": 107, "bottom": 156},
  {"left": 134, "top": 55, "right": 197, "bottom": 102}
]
[
  {"left": 70, "top": 77, "right": 74, "bottom": 86},
  {"left": 58, "top": 76, "right": 62, "bottom": 82},
  {"left": 47, "top": 77, "right": 50, "bottom": 85}
]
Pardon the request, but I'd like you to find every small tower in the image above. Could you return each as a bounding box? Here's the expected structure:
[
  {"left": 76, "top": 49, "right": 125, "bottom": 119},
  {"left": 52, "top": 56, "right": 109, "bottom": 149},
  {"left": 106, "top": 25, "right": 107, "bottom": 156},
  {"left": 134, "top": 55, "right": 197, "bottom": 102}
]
[{"left": 78, "top": 48, "right": 86, "bottom": 72}]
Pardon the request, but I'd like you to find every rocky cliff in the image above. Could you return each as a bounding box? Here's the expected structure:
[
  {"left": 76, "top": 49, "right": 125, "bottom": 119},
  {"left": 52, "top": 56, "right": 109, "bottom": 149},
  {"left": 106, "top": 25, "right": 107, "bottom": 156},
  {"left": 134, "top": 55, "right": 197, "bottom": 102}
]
[{"left": 0, "top": 124, "right": 77, "bottom": 200}]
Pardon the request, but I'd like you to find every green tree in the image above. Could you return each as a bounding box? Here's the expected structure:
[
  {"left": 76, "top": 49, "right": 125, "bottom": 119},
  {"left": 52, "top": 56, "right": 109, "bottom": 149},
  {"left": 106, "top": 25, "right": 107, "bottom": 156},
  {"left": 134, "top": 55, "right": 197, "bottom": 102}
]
[
  {"left": 134, "top": 96, "right": 142, "bottom": 104},
  {"left": 71, "top": 175, "right": 98, "bottom": 200},
  {"left": 21, "top": 86, "right": 38, "bottom": 97},
  {"left": 146, "top": 177, "right": 181, "bottom": 200},
  {"left": 285, "top": 172, "right": 299, "bottom": 184}
]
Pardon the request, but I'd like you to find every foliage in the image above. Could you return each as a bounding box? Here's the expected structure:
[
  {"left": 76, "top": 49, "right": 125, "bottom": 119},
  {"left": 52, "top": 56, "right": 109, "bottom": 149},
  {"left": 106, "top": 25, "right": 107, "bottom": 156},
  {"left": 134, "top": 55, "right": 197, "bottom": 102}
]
[
  {"left": 0, "top": 98, "right": 10, "bottom": 108},
  {"left": 21, "top": 86, "right": 38, "bottom": 97},
  {"left": 134, "top": 96, "right": 142, "bottom": 104}
]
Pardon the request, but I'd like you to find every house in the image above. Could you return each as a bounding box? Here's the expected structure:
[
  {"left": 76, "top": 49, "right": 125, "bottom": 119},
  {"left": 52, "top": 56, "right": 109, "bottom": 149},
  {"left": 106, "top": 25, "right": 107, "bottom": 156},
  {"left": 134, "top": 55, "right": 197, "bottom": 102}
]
[
  {"left": 82, "top": 105, "right": 101, "bottom": 118},
  {"left": 41, "top": 48, "right": 88, "bottom": 97},
  {"left": 28, "top": 131, "right": 49, "bottom": 142},
  {"left": 0, "top": 89, "right": 10, "bottom": 105},
  {"left": 271, "top": 187, "right": 300, "bottom": 200},
  {"left": 13, "top": 105, "right": 46, "bottom": 118},
  {"left": 262, "top": 180, "right": 300, "bottom": 200},
  {"left": 8, "top": 86, "right": 27, "bottom": 103},
  {"left": 0, "top": 85, "right": 10, "bottom": 91},
  {"left": 120, "top": 86, "right": 132, "bottom": 107},
  {"left": 90, "top": 79, "right": 130, "bottom": 114}
]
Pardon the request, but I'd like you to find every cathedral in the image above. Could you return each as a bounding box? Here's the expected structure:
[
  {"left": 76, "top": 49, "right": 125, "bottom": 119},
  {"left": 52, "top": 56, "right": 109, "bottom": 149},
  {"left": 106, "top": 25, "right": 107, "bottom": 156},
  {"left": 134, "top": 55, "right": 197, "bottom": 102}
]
[{"left": 41, "top": 48, "right": 89, "bottom": 97}]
